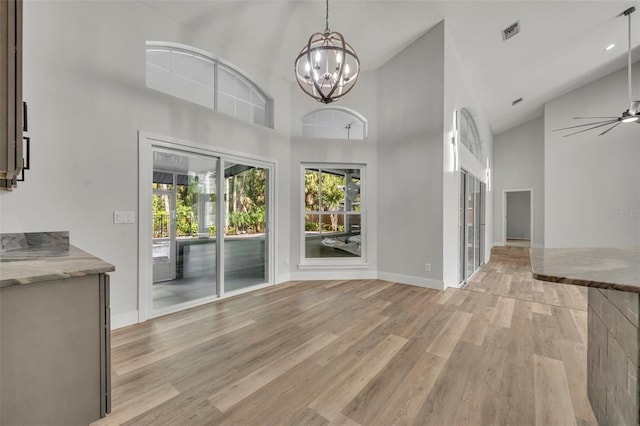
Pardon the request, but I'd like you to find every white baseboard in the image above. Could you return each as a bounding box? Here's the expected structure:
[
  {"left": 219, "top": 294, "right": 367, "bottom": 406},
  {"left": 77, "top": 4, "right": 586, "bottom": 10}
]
[
  {"left": 492, "top": 241, "right": 502, "bottom": 247},
  {"left": 290, "top": 269, "right": 377, "bottom": 281},
  {"left": 111, "top": 310, "right": 139, "bottom": 330},
  {"left": 377, "top": 271, "right": 444, "bottom": 291}
]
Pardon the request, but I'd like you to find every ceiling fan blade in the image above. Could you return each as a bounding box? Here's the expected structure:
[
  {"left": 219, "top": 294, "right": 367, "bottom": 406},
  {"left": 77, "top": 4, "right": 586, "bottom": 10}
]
[
  {"left": 571, "top": 116, "right": 619, "bottom": 119},
  {"left": 562, "top": 121, "right": 622, "bottom": 137},
  {"left": 553, "top": 119, "right": 618, "bottom": 132},
  {"left": 599, "top": 122, "right": 621, "bottom": 136}
]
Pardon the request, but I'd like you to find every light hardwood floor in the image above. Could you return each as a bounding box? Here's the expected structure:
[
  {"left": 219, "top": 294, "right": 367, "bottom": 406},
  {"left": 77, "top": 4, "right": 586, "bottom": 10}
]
[{"left": 94, "top": 247, "right": 596, "bottom": 425}]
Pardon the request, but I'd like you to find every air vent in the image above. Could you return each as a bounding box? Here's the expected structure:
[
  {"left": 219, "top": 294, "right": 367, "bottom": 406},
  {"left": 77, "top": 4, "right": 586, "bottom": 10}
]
[
  {"left": 512, "top": 97, "right": 523, "bottom": 106},
  {"left": 502, "top": 21, "right": 520, "bottom": 41}
]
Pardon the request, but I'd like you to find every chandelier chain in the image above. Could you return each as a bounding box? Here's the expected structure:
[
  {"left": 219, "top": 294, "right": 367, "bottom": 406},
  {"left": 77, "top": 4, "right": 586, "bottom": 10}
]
[{"left": 325, "top": 0, "right": 329, "bottom": 33}]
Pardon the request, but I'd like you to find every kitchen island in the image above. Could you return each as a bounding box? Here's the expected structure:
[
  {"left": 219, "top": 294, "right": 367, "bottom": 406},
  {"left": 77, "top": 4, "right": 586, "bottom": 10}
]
[
  {"left": 0, "top": 232, "right": 114, "bottom": 425},
  {"left": 531, "top": 247, "right": 640, "bottom": 426}
]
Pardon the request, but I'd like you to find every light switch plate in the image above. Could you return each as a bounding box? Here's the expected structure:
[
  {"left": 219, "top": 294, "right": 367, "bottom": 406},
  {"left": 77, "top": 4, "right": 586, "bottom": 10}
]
[{"left": 114, "top": 211, "right": 135, "bottom": 224}]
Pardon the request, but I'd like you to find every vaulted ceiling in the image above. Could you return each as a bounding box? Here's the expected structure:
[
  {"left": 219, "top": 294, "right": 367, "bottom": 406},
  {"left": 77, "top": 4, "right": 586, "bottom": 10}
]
[{"left": 143, "top": 1, "right": 640, "bottom": 134}]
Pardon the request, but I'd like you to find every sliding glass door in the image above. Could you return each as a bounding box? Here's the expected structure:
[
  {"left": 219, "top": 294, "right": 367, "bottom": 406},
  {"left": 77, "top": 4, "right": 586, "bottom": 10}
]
[
  {"left": 147, "top": 145, "right": 272, "bottom": 315},
  {"left": 459, "top": 170, "right": 485, "bottom": 286},
  {"left": 152, "top": 150, "right": 219, "bottom": 311},
  {"left": 223, "top": 161, "right": 268, "bottom": 293}
]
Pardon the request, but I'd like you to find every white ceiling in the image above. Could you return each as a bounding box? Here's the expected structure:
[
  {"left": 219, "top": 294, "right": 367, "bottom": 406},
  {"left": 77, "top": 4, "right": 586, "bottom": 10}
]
[{"left": 142, "top": 0, "right": 640, "bottom": 134}]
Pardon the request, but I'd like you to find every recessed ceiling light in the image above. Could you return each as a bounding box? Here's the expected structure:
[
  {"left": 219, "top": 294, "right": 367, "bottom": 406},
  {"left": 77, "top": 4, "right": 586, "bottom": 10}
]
[{"left": 604, "top": 43, "right": 616, "bottom": 51}]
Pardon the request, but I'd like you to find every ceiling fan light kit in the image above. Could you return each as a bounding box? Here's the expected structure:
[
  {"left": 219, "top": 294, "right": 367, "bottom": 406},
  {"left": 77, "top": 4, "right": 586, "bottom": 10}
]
[{"left": 554, "top": 6, "right": 640, "bottom": 137}]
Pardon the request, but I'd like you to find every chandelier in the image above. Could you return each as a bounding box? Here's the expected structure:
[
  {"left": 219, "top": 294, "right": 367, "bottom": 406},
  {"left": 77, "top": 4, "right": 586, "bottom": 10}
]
[{"left": 294, "top": 0, "right": 360, "bottom": 104}]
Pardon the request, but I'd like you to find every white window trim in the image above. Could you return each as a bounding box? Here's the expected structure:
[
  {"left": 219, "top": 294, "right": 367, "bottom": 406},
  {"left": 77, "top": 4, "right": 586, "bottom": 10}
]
[{"left": 298, "top": 162, "right": 368, "bottom": 268}]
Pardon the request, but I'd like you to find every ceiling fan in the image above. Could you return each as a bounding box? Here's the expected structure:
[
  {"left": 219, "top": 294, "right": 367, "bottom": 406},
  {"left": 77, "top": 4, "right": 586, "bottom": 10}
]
[{"left": 554, "top": 6, "right": 639, "bottom": 137}]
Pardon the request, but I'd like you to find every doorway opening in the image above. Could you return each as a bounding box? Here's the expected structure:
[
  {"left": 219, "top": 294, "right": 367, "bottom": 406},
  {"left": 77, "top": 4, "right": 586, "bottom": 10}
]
[{"left": 503, "top": 190, "right": 532, "bottom": 248}]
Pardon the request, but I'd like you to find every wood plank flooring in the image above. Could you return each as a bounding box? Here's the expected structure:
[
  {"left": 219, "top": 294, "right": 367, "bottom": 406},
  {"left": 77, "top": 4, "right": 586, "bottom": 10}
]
[{"left": 93, "top": 247, "right": 596, "bottom": 425}]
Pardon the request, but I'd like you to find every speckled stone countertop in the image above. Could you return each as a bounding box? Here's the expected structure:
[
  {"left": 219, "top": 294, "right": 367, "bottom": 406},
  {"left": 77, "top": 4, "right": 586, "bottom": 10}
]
[
  {"left": 0, "top": 245, "right": 115, "bottom": 288},
  {"left": 531, "top": 247, "right": 640, "bottom": 294}
]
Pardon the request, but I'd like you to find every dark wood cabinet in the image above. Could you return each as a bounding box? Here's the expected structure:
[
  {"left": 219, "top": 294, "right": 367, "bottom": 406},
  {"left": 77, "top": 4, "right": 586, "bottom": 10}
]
[{"left": 1, "top": 0, "right": 23, "bottom": 189}]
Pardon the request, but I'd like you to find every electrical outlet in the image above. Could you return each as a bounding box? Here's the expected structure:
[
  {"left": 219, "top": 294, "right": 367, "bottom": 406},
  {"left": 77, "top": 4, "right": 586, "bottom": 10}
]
[{"left": 425, "top": 263, "right": 431, "bottom": 272}]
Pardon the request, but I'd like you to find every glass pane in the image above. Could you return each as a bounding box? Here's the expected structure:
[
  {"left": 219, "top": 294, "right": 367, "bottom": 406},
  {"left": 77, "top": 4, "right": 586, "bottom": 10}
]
[
  {"left": 253, "top": 106, "right": 266, "bottom": 127},
  {"left": 170, "top": 74, "right": 193, "bottom": 103},
  {"left": 193, "top": 56, "right": 215, "bottom": 88},
  {"left": 218, "top": 66, "right": 235, "bottom": 96},
  {"left": 474, "top": 179, "right": 481, "bottom": 270},
  {"left": 322, "top": 172, "right": 345, "bottom": 212},
  {"left": 146, "top": 49, "right": 171, "bottom": 71},
  {"left": 217, "top": 92, "right": 235, "bottom": 116},
  {"left": 466, "top": 173, "right": 475, "bottom": 280},
  {"left": 236, "top": 78, "right": 251, "bottom": 102},
  {"left": 301, "top": 109, "right": 367, "bottom": 140},
  {"left": 304, "top": 166, "right": 363, "bottom": 259},
  {"left": 146, "top": 64, "right": 171, "bottom": 93},
  {"left": 251, "top": 89, "right": 266, "bottom": 108},
  {"left": 224, "top": 163, "right": 268, "bottom": 292},
  {"left": 152, "top": 150, "right": 218, "bottom": 311},
  {"left": 459, "top": 172, "right": 465, "bottom": 285},
  {"left": 193, "top": 84, "right": 215, "bottom": 109},
  {"left": 170, "top": 51, "right": 194, "bottom": 79},
  {"left": 304, "top": 170, "right": 320, "bottom": 212},
  {"left": 236, "top": 100, "right": 251, "bottom": 121}
]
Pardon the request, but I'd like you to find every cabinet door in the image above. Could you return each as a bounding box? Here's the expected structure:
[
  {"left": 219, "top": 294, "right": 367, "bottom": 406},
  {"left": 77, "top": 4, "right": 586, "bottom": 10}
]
[{"left": 0, "top": 0, "right": 22, "bottom": 184}]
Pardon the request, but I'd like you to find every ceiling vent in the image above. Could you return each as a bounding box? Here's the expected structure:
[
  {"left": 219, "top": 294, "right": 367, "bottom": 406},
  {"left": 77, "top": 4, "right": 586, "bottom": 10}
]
[{"left": 502, "top": 21, "right": 521, "bottom": 41}]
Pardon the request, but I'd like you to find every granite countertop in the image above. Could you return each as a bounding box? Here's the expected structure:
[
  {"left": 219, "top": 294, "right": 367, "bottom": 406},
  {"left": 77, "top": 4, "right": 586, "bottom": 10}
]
[
  {"left": 0, "top": 245, "right": 115, "bottom": 288},
  {"left": 531, "top": 247, "right": 640, "bottom": 294}
]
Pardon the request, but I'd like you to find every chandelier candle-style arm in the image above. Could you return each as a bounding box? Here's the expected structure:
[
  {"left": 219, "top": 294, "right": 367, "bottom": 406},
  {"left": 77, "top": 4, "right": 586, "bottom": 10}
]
[{"left": 294, "top": 0, "right": 360, "bottom": 103}]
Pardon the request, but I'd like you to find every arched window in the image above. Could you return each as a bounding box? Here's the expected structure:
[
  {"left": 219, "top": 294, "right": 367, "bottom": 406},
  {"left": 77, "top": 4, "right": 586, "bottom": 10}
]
[
  {"left": 301, "top": 107, "right": 367, "bottom": 140},
  {"left": 458, "top": 107, "right": 484, "bottom": 162},
  {"left": 145, "top": 41, "right": 272, "bottom": 128}
]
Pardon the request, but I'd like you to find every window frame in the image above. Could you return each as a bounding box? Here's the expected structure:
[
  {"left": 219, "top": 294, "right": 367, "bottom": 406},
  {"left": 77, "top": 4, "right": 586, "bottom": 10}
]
[
  {"left": 299, "top": 163, "right": 367, "bottom": 268},
  {"left": 145, "top": 41, "right": 273, "bottom": 129}
]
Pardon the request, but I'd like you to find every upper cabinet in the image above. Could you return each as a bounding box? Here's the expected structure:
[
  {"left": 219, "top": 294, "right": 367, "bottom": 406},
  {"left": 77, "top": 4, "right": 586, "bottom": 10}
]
[{"left": 1, "top": 0, "right": 23, "bottom": 190}]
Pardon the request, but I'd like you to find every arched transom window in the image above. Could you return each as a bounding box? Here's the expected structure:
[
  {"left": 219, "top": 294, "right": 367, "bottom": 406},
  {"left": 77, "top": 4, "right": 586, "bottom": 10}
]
[
  {"left": 302, "top": 107, "right": 367, "bottom": 140},
  {"left": 145, "top": 41, "right": 272, "bottom": 128}
]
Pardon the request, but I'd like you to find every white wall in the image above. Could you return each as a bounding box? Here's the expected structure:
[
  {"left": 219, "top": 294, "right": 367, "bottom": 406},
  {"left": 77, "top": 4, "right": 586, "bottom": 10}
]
[
  {"left": 376, "top": 23, "right": 445, "bottom": 289},
  {"left": 506, "top": 191, "right": 531, "bottom": 240},
  {"left": 493, "top": 116, "right": 544, "bottom": 247},
  {"left": 443, "top": 23, "right": 494, "bottom": 288},
  {"left": 544, "top": 63, "right": 640, "bottom": 248},
  {"left": 289, "top": 71, "right": 379, "bottom": 280},
  {"left": 0, "top": 1, "right": 292, "bottom": 327}
]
